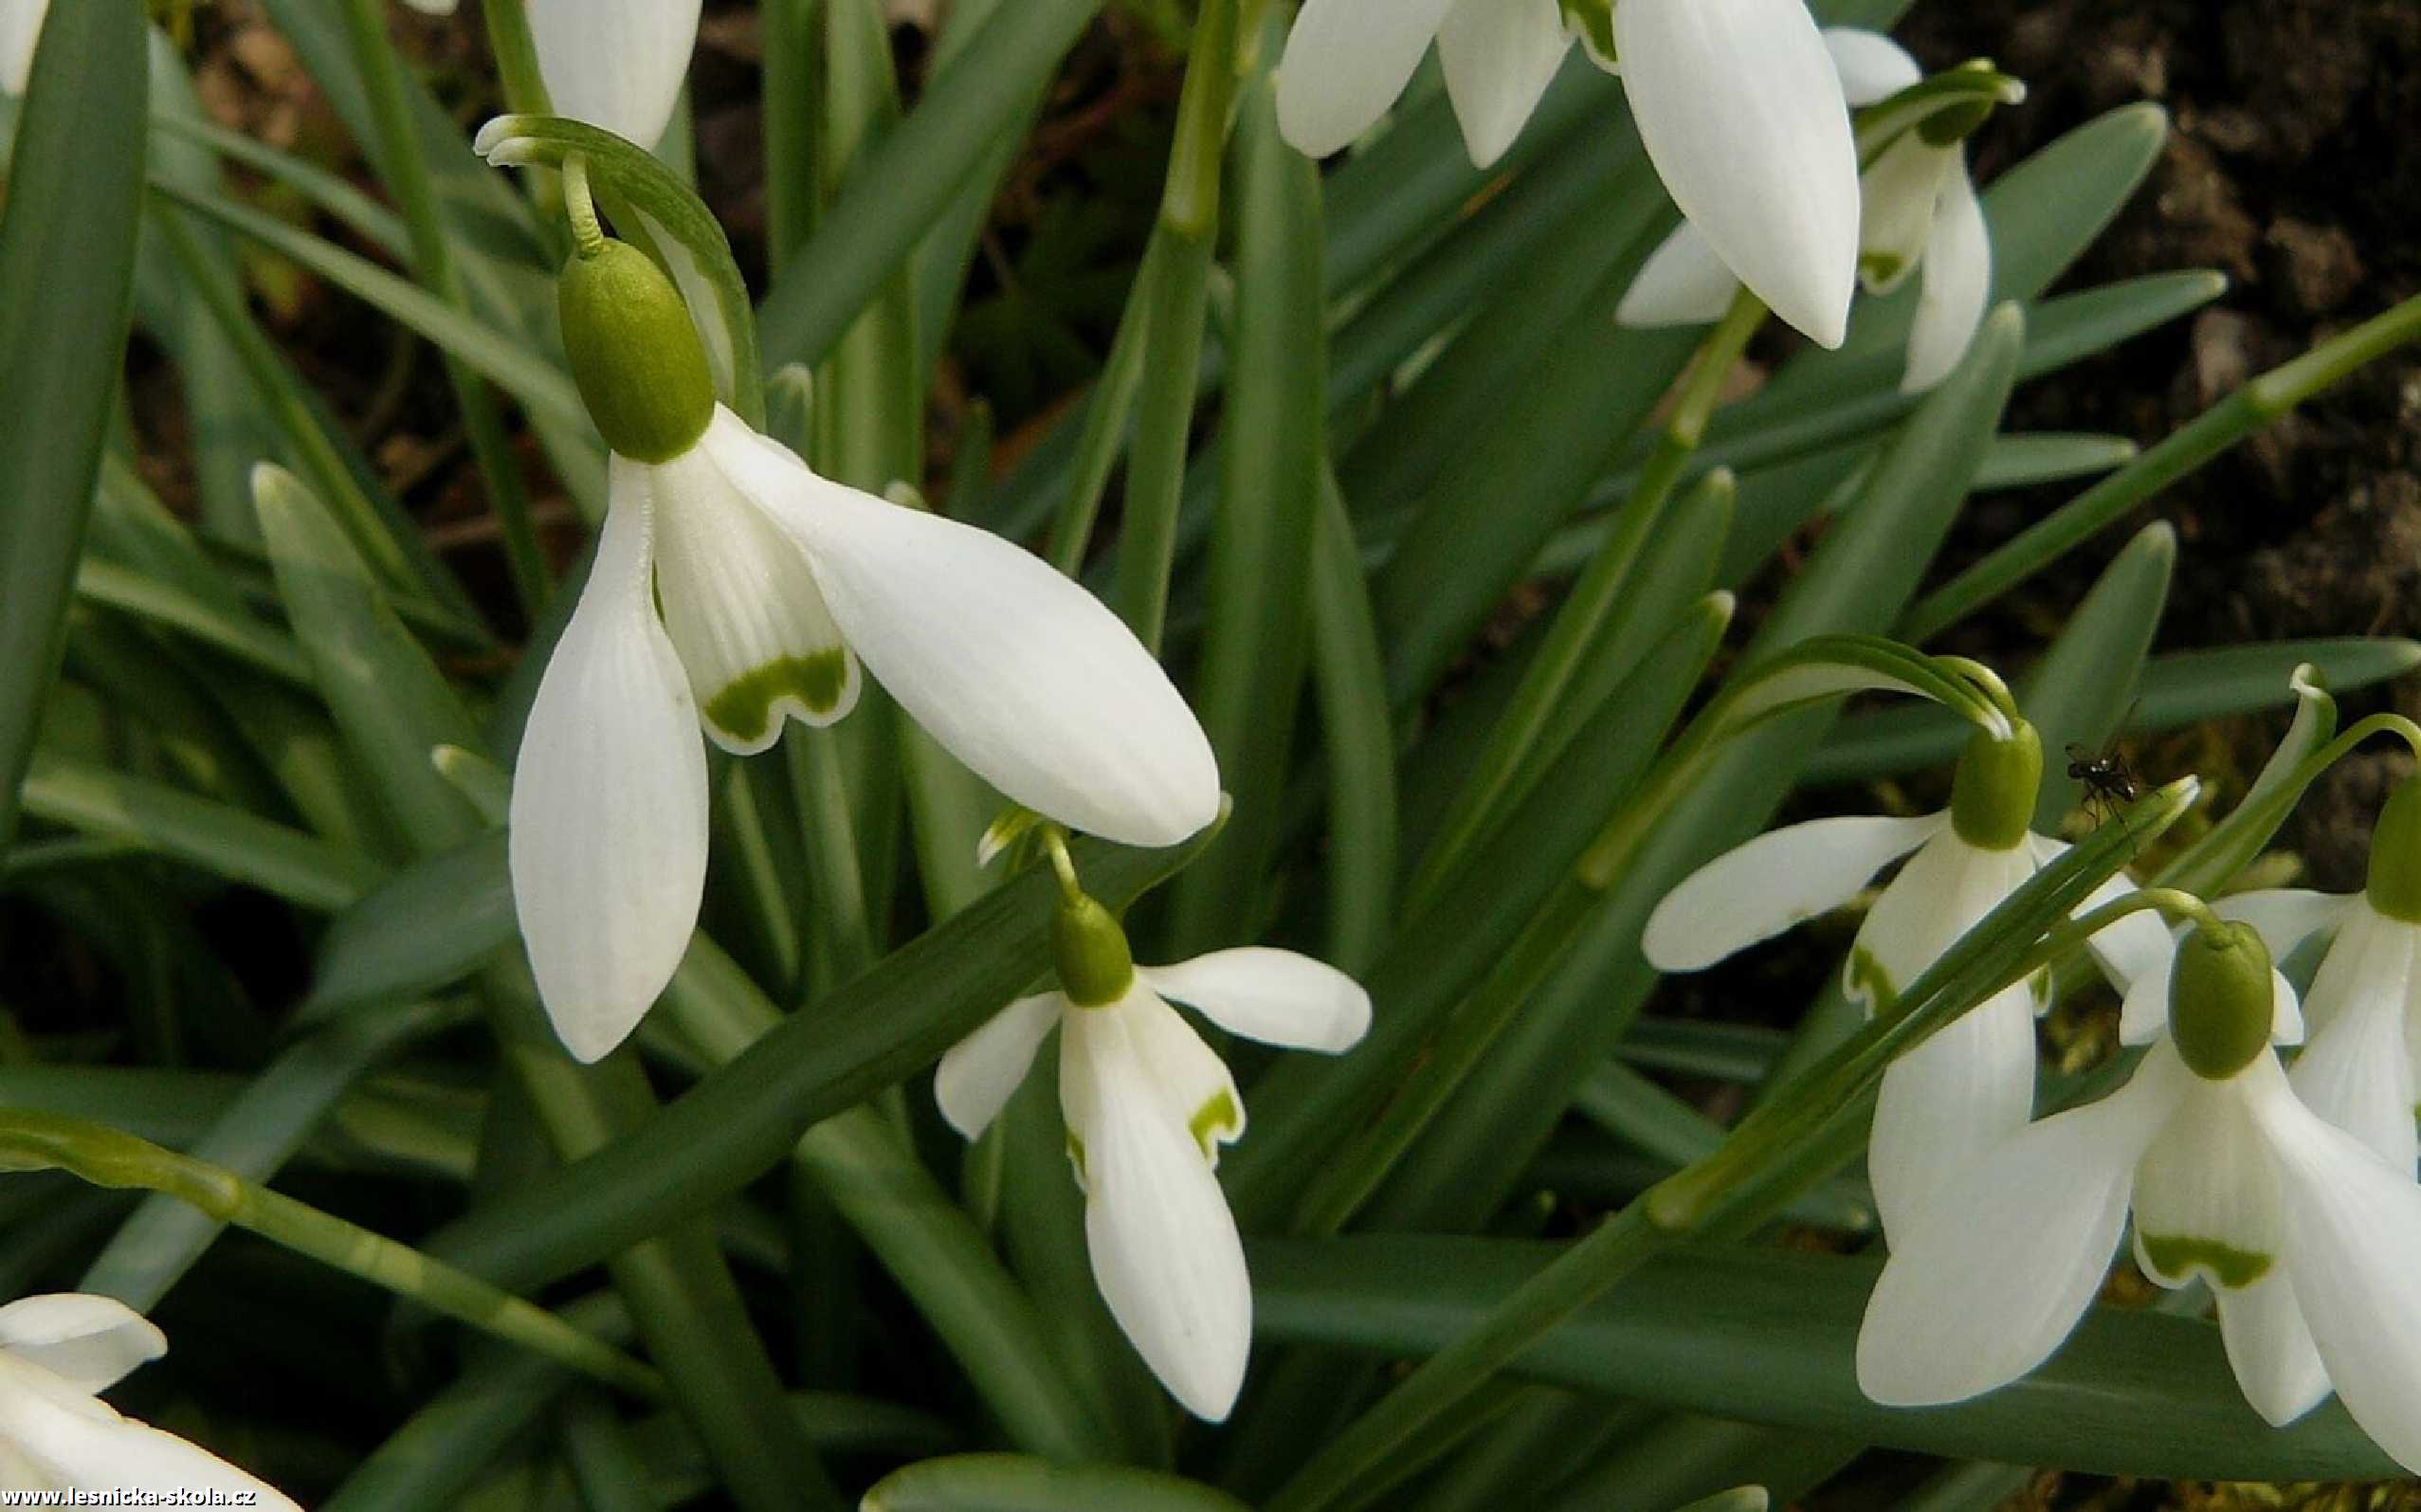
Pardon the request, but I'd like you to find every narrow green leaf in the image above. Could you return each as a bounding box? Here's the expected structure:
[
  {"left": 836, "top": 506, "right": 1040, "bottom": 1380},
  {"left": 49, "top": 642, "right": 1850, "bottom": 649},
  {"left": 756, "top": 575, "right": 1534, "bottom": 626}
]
[
  {"left": 1308, "top": 470, "right": 1398, "bottom": 972},
  {"left": 0, "top": 0, "right": 147, "bottom": 844},
  {"left": 303, "top": 831, "right": 515, "bottom": 1017},
  {"left": 2019, "top": 520, "right": 2175, "bottom": 829}
]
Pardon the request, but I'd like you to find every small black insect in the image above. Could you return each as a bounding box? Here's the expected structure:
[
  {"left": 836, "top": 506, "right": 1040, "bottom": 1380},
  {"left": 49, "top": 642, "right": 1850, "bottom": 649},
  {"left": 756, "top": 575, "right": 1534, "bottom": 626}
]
[{"left": 2066, "top": 738, "right": 2141, "bottom": 829}]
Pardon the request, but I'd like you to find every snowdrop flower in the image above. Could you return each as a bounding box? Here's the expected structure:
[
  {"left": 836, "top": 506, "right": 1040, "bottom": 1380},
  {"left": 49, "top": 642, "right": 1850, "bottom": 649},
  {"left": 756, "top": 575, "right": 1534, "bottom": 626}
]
[
  {"left": 404, "top": 0, "right": 700, "bottom": 146},
  {"left": 1858, "top": 919, "right": 2421, "bottom": 1472},
  {"left": 0, "top": 1293, "right": 300, "bottom": 1505},
  {"left": 1274, "top": 0, "right": 1860, "bottom": 347},
  {"left": 1645, "top": 720, "right": 2170, "bottom": 1236},
  {"left": 936, "top": 882, "right": 1371, "bottom": 1420},
  {"left": 0, "top": 0, "right": 45, "bottom": 95},
  {"left": 1618, "top": 27, "right": 1992, "bottom": 392},
  {"left": 511, "top": 239, "right": 1219, "bottom": 1060}
]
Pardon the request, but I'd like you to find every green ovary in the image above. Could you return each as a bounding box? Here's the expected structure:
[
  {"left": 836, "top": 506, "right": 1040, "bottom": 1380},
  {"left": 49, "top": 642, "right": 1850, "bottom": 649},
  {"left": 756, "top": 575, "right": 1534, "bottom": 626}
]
[
  {"left": 2139, "top": 1233, "right": 2272, "bottom": 1289},
  {"left": 702, "top": 650, "right": 851, "bottom": 744}
]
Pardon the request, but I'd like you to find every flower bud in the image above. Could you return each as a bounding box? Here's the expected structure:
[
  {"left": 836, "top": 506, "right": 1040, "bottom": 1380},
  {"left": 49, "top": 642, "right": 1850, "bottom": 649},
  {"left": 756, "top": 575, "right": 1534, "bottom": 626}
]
[
  {"left": 1052, "top": 893, "right": 1136, "bottom": 1009},
  {"left": 557, "top": 238, "right": 715, "bottom": 464},
  {"left": 1948, "top": 720, "right": 2041, "bottom": 851},
  {"left": 2366, "top": 776, "right": 2421, "bottom": 924},
  {"left": 2169, "top": 921, "right": 2275, "bottom": 1081}
]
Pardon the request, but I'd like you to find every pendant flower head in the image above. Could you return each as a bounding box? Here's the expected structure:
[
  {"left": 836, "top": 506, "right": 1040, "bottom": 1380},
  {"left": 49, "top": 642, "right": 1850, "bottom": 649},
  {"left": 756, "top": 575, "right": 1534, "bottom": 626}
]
[
  {"left": 1644, "top": 720, "right": 2170, "bottom": 1236},
  {"left": 1857, "top": 920, "right": 2421, "bottom": 1474},
  {"left": 402, "top": 0, "right": 700, "bottom": 147},
  {"left": 1618, "top": 27, "right": 1993, "bottom": 392},
  {"left": 935, "top": 883, "right": 1371, "bottom": 1421},
  {"left": 1273, "top": 0, "right": 1861, "bottom": 348},
  {"left": 511, "top": 240, "right": 1220, "bottom": 1060},
  {"left": 0, "top": 1293, "right": 300, "bottom": 1505}
]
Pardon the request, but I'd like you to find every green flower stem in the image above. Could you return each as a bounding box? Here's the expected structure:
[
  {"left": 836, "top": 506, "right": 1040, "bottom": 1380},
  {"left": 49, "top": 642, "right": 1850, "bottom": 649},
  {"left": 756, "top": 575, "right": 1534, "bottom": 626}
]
[
  {"left": 480, "top": 0, "right": 553, "bottom": 117},
  {"left": 336, "top": 0, "right": 550, "bottom": 618},
  {"left": 1162, "top": 0, "right": 1241, "bottom": 240},
  {"left": 0, "top": 1109, "right": 662, "bottom": 1398},
  {"left": 1852, "top": 64, "right": 2028, "bottom": 167},
  {"left": 1905, "top": 290, "right": 2421, "bottom": 642},
  {"left": 1266, "top": 779, "right": 2193, "bottom": 1512},
  {"left": 1047, "top": 228, "right": 1162, "bottom": 574},
  {"left": 2161, "top": 710, "right": 2421, "bottom": 898},
  {"left": 1411, "top": 290, "right": 1767, "bottom": 905}
]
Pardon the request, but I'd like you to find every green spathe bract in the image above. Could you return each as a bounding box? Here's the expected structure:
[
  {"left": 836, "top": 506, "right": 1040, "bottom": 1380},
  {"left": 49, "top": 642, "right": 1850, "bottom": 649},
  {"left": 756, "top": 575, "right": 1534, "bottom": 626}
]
[
  {"left": 1053, "top": 894, "right": 1137, "bottom": 1009},
  {"left": 2366, "top": 775, "right": 2421, "bottom": 923},
  {"left": 557, "top": 238, "right": 716, "bottom": 465},
  {"left": 1948, "top": 720, "right": 2042, "bottom": 850},
  {"left": 2168, "top": 921, "right": 2275, "bottom": 1081}
]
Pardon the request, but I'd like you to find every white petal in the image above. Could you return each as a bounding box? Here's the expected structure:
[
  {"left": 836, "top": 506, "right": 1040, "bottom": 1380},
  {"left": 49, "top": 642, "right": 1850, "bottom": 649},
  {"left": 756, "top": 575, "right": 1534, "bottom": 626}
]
[
  {"left": 398, "top": 0, "right": 459, "bottom": 11},
  {"left": 648, "top": 439, "right": 859, "bottom": 753},
  {"left": 2116, "top": 942, "right": 2180, "bottom": 1046},
  {"left": 0, "top": 1295, "right": 162, "bottom": 1394},
  {"left": 509, "top": 479, "right": 709, "bottom": 1063},
  {"left": 1869, "top": 980, "right": 2038, "bottom": 1239},
  {"left": 2288, "top": 913, "right": 2419, "bottom": 1170},
  {"left": 1140, "top": 948, "right": 1372, "bottom": 1054},
  {"left": 1615, "top": 221, "right": 1742, "bottom": 329},
  {"left": 1846, "top": 827, "right": 2033, "bottom": 1011},
  {"left": 1060, "top": 1009, "right": 1252, "bottom": 1420},
  {"left": 1436, "top": 0, "right": 1572, "bottom": 169},
  {"left": 2215, "top": 888, "right": 2352, "bottom": 965},
  {"left": 1643, "top": 813, "right": 1942, "bottom": 973},
  {"left": 2216, "top": 1269, "right": 2334, "bottom": 1428},
  {"left": 524, "top": 0, "right": 701, "bottom": 148},
  {"left": 1613, "top": 0, "right": 1860, "bottom": 348},
  {"left": 1901, "top": 160, "right": 1991, "bottom": 393},
  {"left": 935, "top": 993, "right": 1063, "bottom": 1142},
  {"left": 2257, "top": 1076, "right": 2421, "bottom": 1475},
  {"left": 1856, "top": 136, "right": 1957, "bottom": 296},
  {"left": 1275, "top": 0, "right": 1463, "bottom": 159},
  {"left": 0, "top": 0, "right": 47, "bottom": 95},
  {"left": 712, "top": 410, "right": 1220, "bottom": 847},
  {"left": 2029, "top": 834, "right": 2173, "bottom": 993},
  {"left": 1821, "top": 27, "right": 1921, "bottom": 107},
  {"left": 1856, "top": 1047, "right": 2187, "bottom": 1405},
  {"left": 0, "top": 1355, "right": 300, "bottom": 1508},
  {"left": 2129, "top": 1065, "right": 2284, "bottom": 1290}
]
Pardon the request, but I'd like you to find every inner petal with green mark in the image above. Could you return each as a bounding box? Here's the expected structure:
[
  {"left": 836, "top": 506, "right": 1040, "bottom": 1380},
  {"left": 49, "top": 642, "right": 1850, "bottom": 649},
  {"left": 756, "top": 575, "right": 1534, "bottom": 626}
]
[
  {"left": 1191, "top": 1089, "right": 1242, "bottom": 1162},
  {"left": 2136, "top": 1232, "right": 2273, "bottom": 1290},
  {"left": 646, "top": 440, "right": 862, "bottom": 753}
]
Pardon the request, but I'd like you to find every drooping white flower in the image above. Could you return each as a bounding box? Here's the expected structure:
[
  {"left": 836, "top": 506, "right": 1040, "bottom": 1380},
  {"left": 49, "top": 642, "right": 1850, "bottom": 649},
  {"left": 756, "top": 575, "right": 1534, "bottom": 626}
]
[
  {"left": 1856, "top": 920, "right": 2421, "bottom": 1474},
  {"left": 937, "top": 900, "right": 1371, "bottom": 1422},
  {"left": 511, "top": 242, "right": 1220, "bottom": 1061},
  {"left": 0, "top": 0, "right": 46, "bottom": 95},
  {"left": 1618, "top": 27, "right": 1992, "bottom": 391},
  {"left": 1643, "top": 723, "right": 2170, "bottom": 1237},
  {"left": 1274, "top": 0, "right": 1860, "bottom": 347},
  {"left": 400, "top": 0, "right": 699, "bottom": 146},
  {"left": 0, "top": 1294, "right": 300, "bottom": 1506}
]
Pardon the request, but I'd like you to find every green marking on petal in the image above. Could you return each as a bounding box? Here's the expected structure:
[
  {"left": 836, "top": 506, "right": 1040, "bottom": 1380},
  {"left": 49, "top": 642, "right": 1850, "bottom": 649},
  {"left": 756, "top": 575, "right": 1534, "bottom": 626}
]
[
  {"left": 2140, "top": 1233, "right": 2272, "bottom": 1289},
  {"left": 1065, "top": 1133, "right": 1087, "bottom": 1190},
  {"left": 701, "top": 649, "right": 852, "bottom": 744},
  {"left": 1191, "top": 1089, "right": 1241, "bottom": 1157},
  {"left": 1847, "top": 946, "right": 1897, "bottom": 1014},
  {"left": 1860, "top": 252, "right": 1908, "bottom": 286}
]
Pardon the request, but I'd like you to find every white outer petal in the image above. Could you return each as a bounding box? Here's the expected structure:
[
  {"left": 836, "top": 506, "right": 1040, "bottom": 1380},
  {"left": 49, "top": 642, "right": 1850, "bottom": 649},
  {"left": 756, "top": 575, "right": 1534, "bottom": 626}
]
[
  {"left": 1436, "top": 0, "right": 1571, "bottom": 169},
  {"left": 1614, "top": 0, "right": 1860, "bottom": 348},
  {"left": 1615, "top": 220, "right": 1742, "bottom": 329},
  {"left": 0, "top": 0, "right": 47, "bottom": 95},
  {"left": 710, "top": 410, "right": 1221, "bottom": 847},
  {"left": 1275, "top": 0, "right": 1462, "bottom": 159},
  {"left": 1901, "top": 161, "right": 1992, "bottom": 393},
  {"left": 2028, "top": 833, "right": 2171, "bottom": 992},
  {"left": 0, "top": 1296, "right": 162, "bottom": 1394},
  {"left": 398, "top": 0, "right": 458, "bottom": 11},
  {"left": 2216, "top": 1269, "right": 2335, "bottom": 1428},
  {"left": 2288, "top": 908, "right": 2420, "bottom": 1170},
  {"left": 2257, "top": 1073, "right": 2421, "bottom": 1475},
  {"left": 0, "top": 1355, "right": 300, "bottom": 1508},
  {"left": 1060, "top": 1007, "right": 1252, "bottom": 1420},
  {"left": 1642, "top": 812, "right": 1943, "bottom": 973},
  {"left": 1855, "top": 1045, "right": 2187, "bottom": 1406},
  {"left": 2216, "top": 888, "right": 2352, "bottom": 965},
  {"left": 508, "top": 478, "right": 709, "bottom": 1063},
  {"left": 1868, "top": 981, "right": 2038, "bottom": 1240},
  {"left": 1140, "top": 948, "right": 1372, "bottom": 1054},
  {"left": 935, "top": 993, "right": 1063, "bottom": 1142},
  {"left": 525, "top": 0, "right": 701, "bottom": 148},
  {"left": 1820, "top": 27, "right": 1921, "bottom": 107}
]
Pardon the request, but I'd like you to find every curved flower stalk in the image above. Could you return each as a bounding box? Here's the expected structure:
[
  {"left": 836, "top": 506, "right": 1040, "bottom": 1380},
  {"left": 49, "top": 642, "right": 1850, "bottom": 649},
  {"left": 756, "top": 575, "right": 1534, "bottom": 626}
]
[
  {"left": 1857, "top": 920, "right": 2421, "bottom": 1473},
  {"left": 936, "top": 856, "right": 1371, "bottom": 1420},
  {"left": 511, "top": 238, "right": 1220, "bottom": 1060},
  {"left": 0, "top": 0, "right": 45, "bottom": 95},
  {"left": 0, "top": 1294, "right": 300, "bottom": 1505},
  {"left": 1644, "top": 718, "right": 2170, "bottom": 1236},
  {"left": 407, "top": 0, "right": 701, "bottom": 147},
  {"left": 1274, "top": 0, "right": 1860, "bottom": 347},
  {"left": 1618, "top": 28, "right": 1993, "bottom": 392}
]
